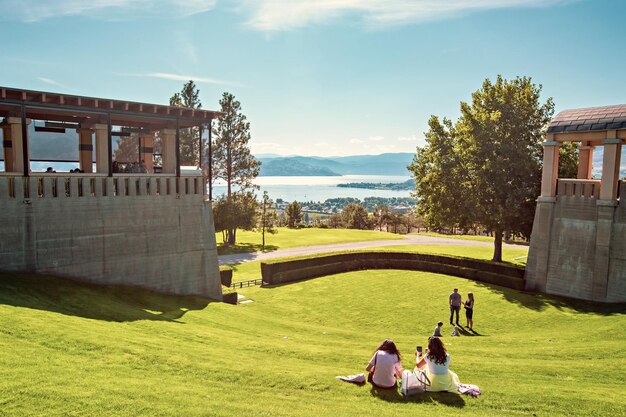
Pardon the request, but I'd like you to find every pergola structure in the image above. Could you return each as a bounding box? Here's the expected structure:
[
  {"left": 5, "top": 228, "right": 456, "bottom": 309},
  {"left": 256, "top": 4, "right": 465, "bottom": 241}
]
[
  {"left": 525, "top": 104, "right": 625, "bottom": 303},
  {"left": 0, "top": 87, "right": 223, "bottom": 300}
]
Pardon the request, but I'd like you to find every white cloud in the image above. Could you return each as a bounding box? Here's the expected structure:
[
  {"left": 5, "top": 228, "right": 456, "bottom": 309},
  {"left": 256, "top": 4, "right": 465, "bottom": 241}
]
[
  {"left": 0, "top": 0, "right": 217, "bottom": 22},
  {"left": 239, "top": 0, "right": 571, "bottom": 31},
  {"left": 176, "top": 32, "right": 199, "bottom": 64},
  {"left": 37, "top": 76, "right": 63, "bottom": 87},
  {"left": 397, "top": 135, "right": 416, "bottom": 142},
  {"left": 368, "top": 136, "right": 385, "bottom": 142},
  {"left": 349, "top": 138, "right": 363, "bottom": 144},
  {"left": 128, "top": 72, "right": 242, "bottom": 87}
]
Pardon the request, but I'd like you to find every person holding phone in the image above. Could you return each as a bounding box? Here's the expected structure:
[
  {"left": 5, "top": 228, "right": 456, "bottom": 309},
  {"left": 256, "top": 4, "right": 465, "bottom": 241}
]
[
  {"left": 366, "top": 339, "right": 403, "bottom": 389},
  {"left": 415, "top": 336, "right": 460, "bottom": 393}
]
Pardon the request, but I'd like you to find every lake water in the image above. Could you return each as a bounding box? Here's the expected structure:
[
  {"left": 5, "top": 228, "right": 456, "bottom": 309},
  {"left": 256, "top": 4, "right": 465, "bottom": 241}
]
[{"left": 212, "top": 175, "right": 413, "bottom": 202}]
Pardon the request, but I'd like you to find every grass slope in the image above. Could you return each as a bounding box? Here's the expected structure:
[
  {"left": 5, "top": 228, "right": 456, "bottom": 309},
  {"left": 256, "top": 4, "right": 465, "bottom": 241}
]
[
  {"left": 1, "top": 269, "right": 624, "bottom": 417},
  {"left": 216, "top": 228, "right": 402, "bottom": 255}
]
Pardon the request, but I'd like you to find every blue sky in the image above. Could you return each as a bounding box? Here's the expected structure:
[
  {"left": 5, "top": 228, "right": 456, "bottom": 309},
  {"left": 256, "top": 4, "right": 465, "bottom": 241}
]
[{"left": 1, "top": 0, "right": 625, "bottom": 156}]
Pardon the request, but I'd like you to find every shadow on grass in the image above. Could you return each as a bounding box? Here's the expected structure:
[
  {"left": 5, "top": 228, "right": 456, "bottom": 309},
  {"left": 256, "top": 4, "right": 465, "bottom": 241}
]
[
  {"left": 217, "top": 243, "right": 279, "bottom": 256},
  {"left": 369, "top": 387, "right": 465, "bottom": 407},
  {"left": 0, "top": 272, "right": 214, "bottom": 323},
  {"left": 474, "top": 280, "right": 626, "bottom": 316}
]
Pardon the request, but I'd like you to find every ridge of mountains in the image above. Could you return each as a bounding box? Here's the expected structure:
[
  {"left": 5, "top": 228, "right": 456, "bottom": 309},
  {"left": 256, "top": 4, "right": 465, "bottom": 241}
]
[{"left": 258, "top": 153, "right": 415, "bottom": 176}]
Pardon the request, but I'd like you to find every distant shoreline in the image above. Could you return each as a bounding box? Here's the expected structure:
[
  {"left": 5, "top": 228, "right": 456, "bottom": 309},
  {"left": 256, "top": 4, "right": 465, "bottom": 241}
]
[{"left": 337, "top": 179, "right": 415, "bottom": 191}]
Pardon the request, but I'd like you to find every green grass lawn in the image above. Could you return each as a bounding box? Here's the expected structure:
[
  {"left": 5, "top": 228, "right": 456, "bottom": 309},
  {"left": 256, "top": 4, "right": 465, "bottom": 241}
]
[
  {"left": 216, "top": 228, "right": 402, "bottom": 255},
  {"left": 1, "top": 267, "right": 623, "bottom": 417},
  {"left": 414, "top": 231, "right": 529, "bottom": 246},
  {"left": 226, "top": 244, "right": 529, "bottom": 283}
]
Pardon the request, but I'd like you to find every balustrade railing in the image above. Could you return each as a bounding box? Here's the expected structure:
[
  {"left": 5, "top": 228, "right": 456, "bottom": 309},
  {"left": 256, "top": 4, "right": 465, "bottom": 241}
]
[
  {"left": 557, "top": 179, "right": 601, "bottom": 199},
  {"left": 0, "top": 173, "right": 205, "bottom": 200}
]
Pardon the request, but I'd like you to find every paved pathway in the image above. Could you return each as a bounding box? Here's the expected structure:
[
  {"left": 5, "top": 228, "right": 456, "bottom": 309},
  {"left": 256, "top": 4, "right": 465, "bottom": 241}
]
[{"left": 218, "top": 234, "right": 519, "bottom": 265}]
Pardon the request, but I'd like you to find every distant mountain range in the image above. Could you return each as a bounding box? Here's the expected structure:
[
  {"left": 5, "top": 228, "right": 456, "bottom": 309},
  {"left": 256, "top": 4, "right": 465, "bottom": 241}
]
[{"left": 258, "top": 153, "right": 415, "bottom": 176}]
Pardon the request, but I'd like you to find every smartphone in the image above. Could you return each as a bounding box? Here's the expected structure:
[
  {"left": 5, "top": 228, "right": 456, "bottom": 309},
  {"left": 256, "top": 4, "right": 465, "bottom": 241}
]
[{"left": 417, "top": 346, "right": 423, "bottom": 354}]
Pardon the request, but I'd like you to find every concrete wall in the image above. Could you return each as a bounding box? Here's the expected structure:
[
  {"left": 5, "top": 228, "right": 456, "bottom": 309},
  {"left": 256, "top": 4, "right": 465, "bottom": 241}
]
[
  {"left": 0, "top": 174, "right": 222, "bottom": 300},
  {"left": 526, "top": 180, "right": 625, "bottom": 303}
]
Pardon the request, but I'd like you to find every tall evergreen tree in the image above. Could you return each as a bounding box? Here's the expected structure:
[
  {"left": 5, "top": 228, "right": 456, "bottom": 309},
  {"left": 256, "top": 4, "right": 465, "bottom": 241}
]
[
  {"left": 170, "top": 80, "right": 202, "bottom": 166},
  {"left": 212, "top": 92, "right": 260, "bottom": 245},
  {"left": 285, "top": 201, "right": 303, "bottom": 228}
]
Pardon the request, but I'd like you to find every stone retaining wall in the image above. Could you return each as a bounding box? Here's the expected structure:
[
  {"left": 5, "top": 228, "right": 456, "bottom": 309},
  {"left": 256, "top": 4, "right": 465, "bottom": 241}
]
[{"left": 261, "top": 252, "right": 525, "bottom": 290}]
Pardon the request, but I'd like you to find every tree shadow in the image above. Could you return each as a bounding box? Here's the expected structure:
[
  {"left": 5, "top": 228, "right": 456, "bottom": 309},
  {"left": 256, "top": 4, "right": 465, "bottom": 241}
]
[
  {"left": 217, "top": 243, "right": 279, "bottom": 256},
  {"left": 0, "top": 272, "right": 214, "bottom": 323},
  {"left": 369, "top": 387, "right": 465, "bottom": 407},
  {"left": 474, "top": 280, "right": 626, "bottom": 316}
]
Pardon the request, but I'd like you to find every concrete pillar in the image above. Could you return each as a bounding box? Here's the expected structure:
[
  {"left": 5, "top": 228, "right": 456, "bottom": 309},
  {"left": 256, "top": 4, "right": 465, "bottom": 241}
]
[
  {"left": 540, "top": 138, "right": 560, "bottom": 197},
  {"left": 524, "top": 196, "right": 556, "bottom": 292},
  {"left": 577, "top": 142, "right": 594, "bottom": 179},
  {"left": 94, "top": 124, "right": 109, "bottom": 174},
  {"left": 599, "top": 134, "right": 622, "bottom": 201},
  {"left": 77, "top": 128, "right": 94, "bottom": 173},
  {"left": 2, "top": 124, "right": 14, "bottom": 172},
  {"left": 161, "top": 128, "right": 176, "bottom": 174},
  {"left": 592, "top": 200, "right": 618, "bottom": 302},
  {"left": 139, "top": 132, "right": 154, "bottom": 173},
  {"left": 6, "top": 117, "right": 30, "bottom": 174}
]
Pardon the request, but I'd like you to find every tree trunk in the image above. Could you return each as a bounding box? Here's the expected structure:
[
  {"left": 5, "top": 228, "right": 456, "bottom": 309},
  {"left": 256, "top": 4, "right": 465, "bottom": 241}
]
[
  {"left": 492, "top": 229, "right": 503, "bottom": 262},
  {"left": 262, "top": 224, "right": 266, "bottom": 250}
]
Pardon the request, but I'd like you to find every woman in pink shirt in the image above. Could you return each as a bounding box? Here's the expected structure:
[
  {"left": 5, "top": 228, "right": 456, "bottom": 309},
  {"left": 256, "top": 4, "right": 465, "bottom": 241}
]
[{"left": 366, "top": 339, "right": 403, "bottom": 389}]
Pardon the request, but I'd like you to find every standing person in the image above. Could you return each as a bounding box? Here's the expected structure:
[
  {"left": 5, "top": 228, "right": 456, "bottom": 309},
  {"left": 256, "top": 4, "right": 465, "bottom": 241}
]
[
  {"left": 365, "top": 339, "right": 403, "bottom": 389},
  {"left": 464, "top": 292, "right": 475, "bottom": 330},
  {"left": 449, "top": 288, "right": 462, "bottom": 326},
  {"left": 416, "top": 336, "right": 460, "bottom": 393}
]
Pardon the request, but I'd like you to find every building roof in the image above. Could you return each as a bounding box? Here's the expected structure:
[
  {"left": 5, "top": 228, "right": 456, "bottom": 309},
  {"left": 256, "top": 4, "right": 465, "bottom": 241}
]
[
  {"left": 0, "top": 86, "right": 221, "bottom": 130},
  {"left": 547, "top": 104, "right": 626, "bottom": 134}
]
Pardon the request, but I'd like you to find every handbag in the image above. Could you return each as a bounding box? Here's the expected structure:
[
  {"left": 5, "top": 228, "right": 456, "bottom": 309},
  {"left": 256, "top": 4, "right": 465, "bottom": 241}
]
[
  {"left": 367, "top": 352, "right": 377, "bottom": 383},
  {"left": 400, "top": 368, "right": 431, "bottom": 396}
]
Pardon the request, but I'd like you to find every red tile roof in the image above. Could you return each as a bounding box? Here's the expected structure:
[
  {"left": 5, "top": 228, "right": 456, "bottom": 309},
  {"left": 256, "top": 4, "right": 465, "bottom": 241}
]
[{"left": 548, "top": 104, "right": 626, "bottom": 133}]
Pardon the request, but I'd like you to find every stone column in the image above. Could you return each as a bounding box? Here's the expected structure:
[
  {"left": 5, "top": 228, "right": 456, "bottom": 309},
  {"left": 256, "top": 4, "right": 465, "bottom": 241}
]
[
  {"left": 1, "top": 124, "right": 14, "bottom": 172},
  {"left": 540, "top": 138, "right": 560, "bottom": 197},
  {"left": 139, "top": 132, "right": 154, "bottom": 173},
  {"left": 6, "top": 117, "right": 30, "bottom": 174},
  {"left": 599, "top": 133, "right": 622, "bottom": 200},
  {"left": 77, "top": 128, "right": 94, "bottom": 173},
  {"left": 94, "top": 124, "right": 109, "bottom": 174},
  {"left": 591, "top": 200, "right": 617, "bottom": 302},
  {"left": 577, "top": 142, "right": 594, "bottom": 179},
  {"left": 161, "top": 128, "right": 176, "bottom": 174}
]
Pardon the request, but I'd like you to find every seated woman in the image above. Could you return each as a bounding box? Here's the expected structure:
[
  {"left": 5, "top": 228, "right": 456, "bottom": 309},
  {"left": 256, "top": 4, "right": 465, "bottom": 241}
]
[
  {"left": 415, "top": 336, "right": 460, "bottom": 393},
  {"left": 366, "top": 339, "right": 403, "bottom": 389}
]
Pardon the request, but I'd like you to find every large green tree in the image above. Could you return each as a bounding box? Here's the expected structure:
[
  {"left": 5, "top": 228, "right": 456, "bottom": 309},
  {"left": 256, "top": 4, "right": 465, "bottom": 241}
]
[
  {"left": 212, "top": 92, "right": 261, "bottom": 245},
  {"left": 409, "top": 116, "right": 474, "bottom": 231},
  {"left": 410, "top": 75, "right": 554, "bottom": 262},
  {"left": 170, "top": 80, "right": 202, "bottom": 166}
]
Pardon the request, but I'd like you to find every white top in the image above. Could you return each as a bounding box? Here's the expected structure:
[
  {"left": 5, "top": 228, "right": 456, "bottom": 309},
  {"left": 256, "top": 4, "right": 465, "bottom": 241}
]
[
  {"left": 368, "top": 351, "right": 401, "bottom": 388},
  {"left": 425, "top": 353, "right": 451, "bottom": 375}
]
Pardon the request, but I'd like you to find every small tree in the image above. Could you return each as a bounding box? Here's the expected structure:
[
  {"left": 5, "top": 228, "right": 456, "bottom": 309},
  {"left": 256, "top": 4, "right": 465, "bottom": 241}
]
[
  {"left": 285, "top": 201, "right": 303, "bottom": 228},
  {"left": 373, "top": 204, "right": 391, "bottom": 231},
  {"left": 342, "top": 203, "right": 370, "bottom": 230},
  {"left": 258, "top": 191, "right": 277, "bottom": 250}
]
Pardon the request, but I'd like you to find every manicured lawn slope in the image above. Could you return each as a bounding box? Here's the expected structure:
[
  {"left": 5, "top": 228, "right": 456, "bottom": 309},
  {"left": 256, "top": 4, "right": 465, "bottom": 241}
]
[
  {"left": 1, "top": 270, "right": 624, "bottom": 417},
  {"left": 216, "top": 228, "right": 402, "bottom": 254}
]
